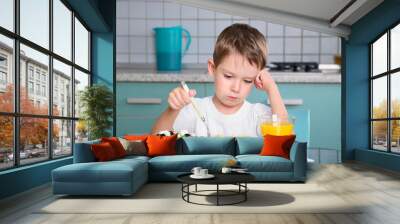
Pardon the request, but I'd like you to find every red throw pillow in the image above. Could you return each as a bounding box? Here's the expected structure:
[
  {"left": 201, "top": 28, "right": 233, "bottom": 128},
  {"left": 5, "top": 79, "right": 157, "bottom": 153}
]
[
  {"left": 260, "top": 134, "right": 296, "bottom": 159},
  {"left": 124, "top": 135, "right": 148, "bottom": 141},
  {"left": 91, "top": 142, "right": 117, "bottom": 161},
  {"left": 146, "top": 134, "right": 177, "bottom": 157},
  {"left": 101, "top": 137, "right": 127, "bottom": 158}
]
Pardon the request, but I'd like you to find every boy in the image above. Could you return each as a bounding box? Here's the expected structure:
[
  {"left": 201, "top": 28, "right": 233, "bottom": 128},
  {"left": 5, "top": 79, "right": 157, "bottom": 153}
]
[{"left": 152, "top": 23, "right": 287, "bottom": 137}]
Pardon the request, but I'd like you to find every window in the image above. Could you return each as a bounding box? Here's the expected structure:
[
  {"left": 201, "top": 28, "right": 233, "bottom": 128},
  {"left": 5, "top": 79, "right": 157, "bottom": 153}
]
[
  {"left": 35, "top": 83, "right": 40, "bottom": 95},
  {"left": 75, "top": 17, "right": 89, "bottom": 70},
  {"left": 53, "top": 0, "right": 72, "bottom": 60},
  {"left": 35, "top": 70, "right": 41, "bottom": 81},
  {"left": 28, "top": 67, "right": 34, "bottom": 80},
  {"left": 0, "top": 35, "right": 13, "bottom": 113},
  {"left": 28, "top": 81, "right": 34, "bottom": 94},
  {"left": 0, "top": 0, "right": 91, "bottom": 170},
  {"left": 0, "top": 54, "right": 8, "bottom": 87},
  {"left": 53, "top": 59, "right": 72, "bottom": 117},
  {"left": 0, "top": 55, "right": 7, "bottom": 67},
  {"left": 0, "top": 0, "right": 14, "bottom": 32},
  {"left": 20, "top": 0, "right": 49, "bottom": 49},
  {"left": 371, "top": 23, "right": 400, "bottom": 154},
  {"left": 42, "top": 85, "right": 46, "bottom": 97}
]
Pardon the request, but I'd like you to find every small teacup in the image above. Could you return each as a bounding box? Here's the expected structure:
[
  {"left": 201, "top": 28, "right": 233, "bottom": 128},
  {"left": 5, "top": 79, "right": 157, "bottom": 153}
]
[
  {"left": 199, "top": 169, "right": 208, "bottom": 176},
  {"left": 221, "top": 167, "right": 232, "bottom": 174},
  {"left": 191, "top": 167, "right": 202, "bottom": 176}
]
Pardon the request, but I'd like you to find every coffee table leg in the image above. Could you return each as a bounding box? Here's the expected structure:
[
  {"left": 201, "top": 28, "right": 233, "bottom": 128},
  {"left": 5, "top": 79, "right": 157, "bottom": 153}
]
[
  {"left": 217, "top": 184, "right": 219, "bottom": 206},
  {"left": 195, "top": 184, "right": 197, "bottom": 192},
  {"left": 245, "top": 183, "right": 247, "bottom": 201}
]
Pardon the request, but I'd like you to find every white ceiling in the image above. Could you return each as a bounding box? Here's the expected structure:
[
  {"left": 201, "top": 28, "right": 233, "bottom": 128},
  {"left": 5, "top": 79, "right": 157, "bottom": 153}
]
[
  {"left": 226, "top": 0, "right": 352, "bottom": 23},
  {"left": 174, "top": 0, "right": 384, "bottom": 38}
]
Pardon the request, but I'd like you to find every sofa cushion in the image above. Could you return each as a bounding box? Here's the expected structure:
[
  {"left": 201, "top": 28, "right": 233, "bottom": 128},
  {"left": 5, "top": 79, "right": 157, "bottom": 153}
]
[
  {"left": 124, "top": 135, "right": 148, "bottom": 141},
  {"left": 235, "top": 137, "right": 263, "bottom": 155},
  {"left": 52, "top": 158, "right": 147, "bottom": 183},
  {"left": 148, "top": 154, "right": 235, "bottom": 172},
  {"left": 101, "top": 137, "right": 127, "bottom": 158},
  {"left": 177, "top": 137, "right": 236, "bottom": 155},
  {"left": 236, "top": 155, "right": 293, "bottom": 172},
  {"left": 146, "top": 134, "right": 178, "bottom": 157},
  {"left": 91, "top": 142, "right": 118, "bottom": 161},
  {"left": 119, "top": 138, "right": 148, "bottom": 156},
  {"left": 260, "top": 134, "right": 296, "bottom": 159}
]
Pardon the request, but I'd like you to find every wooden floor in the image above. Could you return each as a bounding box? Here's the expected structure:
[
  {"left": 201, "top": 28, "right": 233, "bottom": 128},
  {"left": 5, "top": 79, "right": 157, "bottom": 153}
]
[{"left": 1, "top": 162, "right": 400, "bottom": 224}]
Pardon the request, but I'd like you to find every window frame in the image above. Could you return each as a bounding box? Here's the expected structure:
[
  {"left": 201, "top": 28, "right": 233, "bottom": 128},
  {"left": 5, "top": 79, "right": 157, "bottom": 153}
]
[
  {"left": 0, "top": 0, "right": 92, "bottom": 171},
  {"left": 370, "top": 20, "right": 400, "bottom": 154}
]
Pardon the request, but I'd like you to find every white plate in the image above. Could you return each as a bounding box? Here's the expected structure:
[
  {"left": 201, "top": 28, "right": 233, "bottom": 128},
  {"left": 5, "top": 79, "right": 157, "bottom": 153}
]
[{"left": 190, "top": 174, "right": 215, "bottom": 179}]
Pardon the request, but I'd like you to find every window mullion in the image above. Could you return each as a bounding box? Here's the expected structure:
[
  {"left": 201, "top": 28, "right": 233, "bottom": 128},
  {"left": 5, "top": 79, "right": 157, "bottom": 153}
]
[
  {"left": 388, "top": 29, "right": 391, "bottom": 152},
  {"left": 71, "top": 11, "right": 76, "bottom": 155},
  {"left": 49, "top": 0, "right": 53, "bottom": 160}
]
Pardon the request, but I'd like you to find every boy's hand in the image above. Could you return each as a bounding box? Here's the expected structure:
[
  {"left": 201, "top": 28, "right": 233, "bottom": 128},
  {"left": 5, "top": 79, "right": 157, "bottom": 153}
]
[
  {"left": 167, "top": 87, "right": 197, "bottom": 111},
  {"left": 254, "top": 69, "right": 275, "bottom": 92}
]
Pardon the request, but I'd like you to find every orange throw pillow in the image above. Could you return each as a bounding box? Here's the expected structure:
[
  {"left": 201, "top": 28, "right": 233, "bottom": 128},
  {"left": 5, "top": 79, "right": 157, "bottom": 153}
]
[
  {"left": 146, "top": 134, "right": 177, "bottom": 157},
  {"left": 91, "top": 142, "right": 117, "bottom": 161},
  {"left": 260, "top": 134, "right": 296, "bottom": 159},
  {"left": 124, "top": 135, "right": 148, "bottom": 141},
  {"left": 101, "top": 137, "right": 127, "bottom": 158}
]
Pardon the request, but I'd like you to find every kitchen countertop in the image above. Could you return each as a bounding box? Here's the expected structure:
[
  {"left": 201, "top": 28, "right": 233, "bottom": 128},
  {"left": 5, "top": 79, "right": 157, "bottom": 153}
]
[{"left": 117, "top": 69, "right": 341, "bottom": 83}]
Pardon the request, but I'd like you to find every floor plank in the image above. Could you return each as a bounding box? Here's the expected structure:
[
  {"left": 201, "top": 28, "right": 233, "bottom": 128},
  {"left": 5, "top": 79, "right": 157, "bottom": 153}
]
[{"left": 1, "top": 162, "right": 400, "bottom": 224}]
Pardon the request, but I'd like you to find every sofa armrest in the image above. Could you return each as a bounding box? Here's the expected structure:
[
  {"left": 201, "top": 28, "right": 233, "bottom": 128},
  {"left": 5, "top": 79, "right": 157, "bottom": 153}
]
[
  {"left": 73, "top": 140, "right": 100, "bottom": 163},
  {"left": 289, "top": 141, "right": 307, "bottom": 181}
]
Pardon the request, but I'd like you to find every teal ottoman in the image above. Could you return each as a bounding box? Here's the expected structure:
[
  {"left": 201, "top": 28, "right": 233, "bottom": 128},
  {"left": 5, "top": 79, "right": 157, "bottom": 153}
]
[{"left": 52, "top": 156, "right": 148, "bottom": 196}]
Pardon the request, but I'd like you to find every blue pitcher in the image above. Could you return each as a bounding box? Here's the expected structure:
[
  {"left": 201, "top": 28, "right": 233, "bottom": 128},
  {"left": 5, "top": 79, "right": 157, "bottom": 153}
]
[{"left": 153, "top": 26, "right": 191, "bottom": 71}]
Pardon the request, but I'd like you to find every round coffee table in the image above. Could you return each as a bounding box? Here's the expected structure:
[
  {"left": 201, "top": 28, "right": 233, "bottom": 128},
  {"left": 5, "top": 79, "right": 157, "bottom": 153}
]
[{"left": 177, "top": 172, "right": 255, "bottom": 206}]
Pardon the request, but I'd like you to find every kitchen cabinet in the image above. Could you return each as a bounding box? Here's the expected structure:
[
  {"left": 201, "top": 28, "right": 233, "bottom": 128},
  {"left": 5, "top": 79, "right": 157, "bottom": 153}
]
[{"left": 116, "top": 74, "right": 341, "bottom": 154}]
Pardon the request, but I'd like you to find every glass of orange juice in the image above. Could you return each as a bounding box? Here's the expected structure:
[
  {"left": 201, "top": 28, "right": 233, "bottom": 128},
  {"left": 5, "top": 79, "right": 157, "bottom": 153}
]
[{"left": 259, "top": 114, "right": 295, "bottom": 136}]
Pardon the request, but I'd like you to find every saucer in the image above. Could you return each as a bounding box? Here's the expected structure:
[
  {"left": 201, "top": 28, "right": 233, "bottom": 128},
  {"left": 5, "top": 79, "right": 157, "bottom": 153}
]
[{"left": 190, "top": 174, "right": 215, "bottom": 179}]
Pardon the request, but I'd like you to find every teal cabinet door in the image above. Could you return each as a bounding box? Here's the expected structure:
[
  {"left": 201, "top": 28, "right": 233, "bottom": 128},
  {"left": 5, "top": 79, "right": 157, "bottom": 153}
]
[{"left": 117, "top": 82, "right": 206, "bottom": 135}]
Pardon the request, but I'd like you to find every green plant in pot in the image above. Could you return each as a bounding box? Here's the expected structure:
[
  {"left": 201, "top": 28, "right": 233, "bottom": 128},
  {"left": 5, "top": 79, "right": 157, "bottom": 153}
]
[{"left": 79, "top": 84, "right": 113, "bottom": 140}]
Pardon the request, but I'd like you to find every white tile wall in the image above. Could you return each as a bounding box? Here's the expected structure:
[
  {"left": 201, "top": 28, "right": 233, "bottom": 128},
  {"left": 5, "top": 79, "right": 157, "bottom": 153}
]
[
  {"left": 216, "top": 20, "right": 232, "bottom": 36},
  {"left": 181, "top": 20, "right": 197, "bottom": 36},
  {"left": 268, "top": 38, "right": 284, "bottom": 54},
  {"left": 186, "top": 37, "right": 198, "bottom": 54},
  {"left": 116, "top": 19, "right": 129, "bottom": 35},
  {"left": 285, "top": 26, "right": 301, "bottom": 36},
  {"left": 198, "top": 8, "right": 215, "bottom": 19},
  {"left": 198, "top": 20, "right": 215, "bottom": 36},
  {"left": 129, "top": 19, "right": 146, "bottom": 35},
  {"left": 303, "top": 37, "right": 319, "bottom": 54},
  {"left": 117, "top": 1, "right": 129, "bottom": 18},
  {"left": 321, "top": 37, "right": 339, "bottom": 54},
  {"left": 216, "top": 12, "right": 232, "bottom": 19},
  {"left": 130, "top": 37, "right": 146, "bottom": 53},
  {"left": 146, "top": 1, "right": 163, "bottom": 19},
  {"left": 181, "top": 5, "right": 197, "bottom": 19},
  {"left": 268, "top": 23, "right": 284, "bottom": 36},
  {"left": 250, "top": 20, "right": 267, "bottom": 36},
  {"left": 285, "top": 38, "right": 301, "bottom": 54},
  {"left": 164, "top": 2, "right": 180, "bottom": 19},
  {"left": 198, "top": 38, "right": 214, "bottom": 54},
  {"left": 129, "top": 1, "right": 145, "bottom": 18},
  {"left": 117, "top": 36, "right": 129, "bottom": 53},
  {"left": 146, "top": 20, "right": 163, "bottom": 35},
  {"left": 164, "top": 19, "right": 180, "bottom": 27},
  {"left": 117, "top": 0, "right": 342, "bottom": 65}
]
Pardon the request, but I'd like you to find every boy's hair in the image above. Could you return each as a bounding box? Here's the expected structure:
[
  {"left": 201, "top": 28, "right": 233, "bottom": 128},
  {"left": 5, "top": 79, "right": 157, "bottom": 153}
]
[{"left": 213, "top": 23, "right": 267, "bottom": 69}]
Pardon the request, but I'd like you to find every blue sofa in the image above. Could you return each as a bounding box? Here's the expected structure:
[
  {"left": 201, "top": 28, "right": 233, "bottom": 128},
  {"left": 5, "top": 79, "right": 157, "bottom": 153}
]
[{"left": 52, "top": 137, "right": 307, "bottom": 196}]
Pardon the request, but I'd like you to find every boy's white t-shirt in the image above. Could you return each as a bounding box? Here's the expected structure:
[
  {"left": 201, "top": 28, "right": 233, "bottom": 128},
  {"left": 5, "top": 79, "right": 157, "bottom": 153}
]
[{"left": 172, "top": 96, "right": 272, "bottom": 137}]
